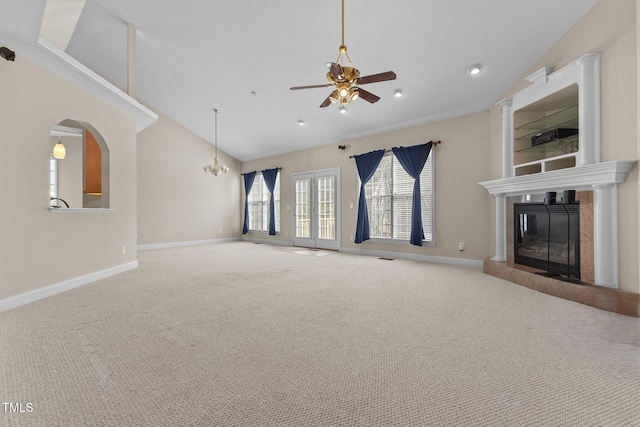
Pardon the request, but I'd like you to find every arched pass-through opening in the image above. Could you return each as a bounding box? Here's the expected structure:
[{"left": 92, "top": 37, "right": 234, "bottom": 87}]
[{"left": 49, "top": 119, "right": 110, "bottom": 209}]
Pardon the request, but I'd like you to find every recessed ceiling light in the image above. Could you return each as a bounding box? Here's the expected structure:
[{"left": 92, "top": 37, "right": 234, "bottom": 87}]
[
  {"left": 297, "top": 119, "right": 305, "bottom": 126},
  {"left": 468, "top": 64, "right": 483, "bottom": 76},
  {"left": 394, "top": 89, "right": 404, "bottom": 98}
]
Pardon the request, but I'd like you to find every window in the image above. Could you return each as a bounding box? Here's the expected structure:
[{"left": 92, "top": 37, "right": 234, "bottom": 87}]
[
  {"left": 248, "top": 173, "right": 280, "bottom": 232},
  {"left": 364, "top": 152, "right": 434, "bottom": 242},
  {"left": 49, "top": 154, "right": 58, "bottom": 206}
]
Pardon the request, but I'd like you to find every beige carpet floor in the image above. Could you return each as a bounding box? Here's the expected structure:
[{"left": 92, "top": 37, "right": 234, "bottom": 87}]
[{"left": 1, "top": 242, "right": 639, "bottom": 426}]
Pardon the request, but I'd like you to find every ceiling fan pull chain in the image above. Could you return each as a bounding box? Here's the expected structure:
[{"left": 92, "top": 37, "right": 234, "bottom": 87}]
[{"left": 341, "top": 0, "right": 345, "bottom": 47}]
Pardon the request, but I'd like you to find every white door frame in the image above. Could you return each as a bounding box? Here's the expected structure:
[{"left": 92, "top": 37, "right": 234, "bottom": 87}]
[{"left": 292, "top": 168, "right": 340, "bottom": 250}]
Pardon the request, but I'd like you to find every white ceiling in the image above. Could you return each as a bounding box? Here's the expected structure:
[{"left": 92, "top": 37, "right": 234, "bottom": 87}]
[{"left": 1, "top": 0, "right": 598, "bottom": 162}]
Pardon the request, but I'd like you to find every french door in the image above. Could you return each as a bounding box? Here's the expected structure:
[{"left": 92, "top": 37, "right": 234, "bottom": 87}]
[{"left": 292, "top": 168, "right": 340, "bottom": 250}]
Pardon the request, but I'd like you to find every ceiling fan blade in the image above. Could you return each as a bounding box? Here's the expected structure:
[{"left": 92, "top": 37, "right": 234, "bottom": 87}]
[
  {"left": 290, "top": 84, "right": 333, "bottom": 90},
  {"left": 356, "top": 88, "right": 380, "bottom": 104},
  {"left": 326, "top": 62, "right": 344, "bottom": 79},
  {"left": 319, "top": 96, "right": 332, "bottom": 108},
  {"left": 357, "top": 71, "right": 397, "bottom": 85}
]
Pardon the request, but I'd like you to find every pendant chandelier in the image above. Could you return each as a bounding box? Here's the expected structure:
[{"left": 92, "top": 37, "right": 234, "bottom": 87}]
[
  {"left": 52, "top": 123, "right": 66, "bottom": 159},
  {"left": 203, "top": 108, "right": 230, "bottom": 176},
  {"left": 53, "top": 135, "right": 66, "bottom": 159}
]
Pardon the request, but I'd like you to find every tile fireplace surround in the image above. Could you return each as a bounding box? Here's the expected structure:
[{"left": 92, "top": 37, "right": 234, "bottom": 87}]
[{"left": 480, "top": 161, "right": 638, "bottom": 317}]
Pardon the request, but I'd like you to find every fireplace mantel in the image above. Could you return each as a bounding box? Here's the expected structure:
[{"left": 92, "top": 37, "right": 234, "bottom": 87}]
[
  {"left": 480, "top": 160, "right": 636, "bottom": 288},
  {"left": 479, "top": 161, "right": 635, "bottom": 196}
]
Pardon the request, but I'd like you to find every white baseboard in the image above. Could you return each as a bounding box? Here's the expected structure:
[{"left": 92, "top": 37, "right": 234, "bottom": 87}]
[
  {"left": 340, "top": 247, "right": 484, "bottom": 268},
  {"left": 240, "top": 236, "right": 292, "bottom": 247},
  {"left": 137, "top": 237, "right": 240, "bottom": 251},
  {"left": 0, "top": 261, "right": 139, "bottom": 313}
]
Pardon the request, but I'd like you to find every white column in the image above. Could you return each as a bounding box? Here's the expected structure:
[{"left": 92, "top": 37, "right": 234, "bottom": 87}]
[
  {"left": 493, "top": 194, "right": 507, "bottom": 261},
  {"left": 592, "top": 183, "right": 618, "bottom": 287},
  {"left": 499, "top": 99, "right": 514, "bottom": 178},
  {"left": 127, "top": 24, "right": 137, "bottom": 98},
  {"left": 576, "top": 53, "right": 600, "bottom": 167}
]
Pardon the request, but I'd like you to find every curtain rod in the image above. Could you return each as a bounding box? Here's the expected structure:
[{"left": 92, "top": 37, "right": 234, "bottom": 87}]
[
  {"left": 241, "top": 167, "right": 282, "bottom": 175},
  {"left": 348, "top": 140, "right": 441, "bottom": 159}
]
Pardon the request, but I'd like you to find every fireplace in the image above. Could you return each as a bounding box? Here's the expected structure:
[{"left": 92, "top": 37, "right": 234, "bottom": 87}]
[{"left": 514, "top": 200, "right": 580, "bottom": 279}]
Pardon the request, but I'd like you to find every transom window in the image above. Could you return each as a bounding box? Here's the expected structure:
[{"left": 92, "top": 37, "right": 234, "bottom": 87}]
[
  {"left": 365, "top": 152, "right": 434, "bottom": 242},
  {"left": 248, "top": 173, "right": 280, "bottom": 232}
]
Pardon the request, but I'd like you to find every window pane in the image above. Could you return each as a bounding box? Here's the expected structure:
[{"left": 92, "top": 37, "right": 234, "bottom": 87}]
[
  {"left": 249, "top": 202, "right": 262, "bottom": 230},
  {"left": 295, "top": 178, "right": 311, "bottom": 238},
  {"left": 317, "top": 176, "right": 335, "bottom": 240},
  {"left": 367, "top": 157, "right": 392, "bottom": 239},
  {"left": 368, "top": 195, "right": 392, "bottom": 238},
  {"left": 392, "top": 157, "right": 413, "bottom": 240},
  {"left": 49, "top": 155, "right": 57, "bottom": 206},
  {"left": 248, "top": 177, "right": 262, "bottom": 230},
  {"left": 274, "top": 175, "right": 280, "bottom": 233}
]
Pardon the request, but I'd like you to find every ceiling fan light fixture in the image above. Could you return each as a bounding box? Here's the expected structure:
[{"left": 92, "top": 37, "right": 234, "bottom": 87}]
[
  {"left": 289, "top": 0, "right": 396, "bottom": 107},
  {"left": 394, "top": 89, "right": 404, "bottom": 98},
  {"left": 339, "top": 106, "right": 347, "bottom": 114}
]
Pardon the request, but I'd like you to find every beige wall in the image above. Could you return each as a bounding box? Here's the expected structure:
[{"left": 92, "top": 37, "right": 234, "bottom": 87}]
[
  {"left": 488, "top": 0, "right": 639, "bottom": 293},
  {"left": 137, "top": 113, "right": 241, "bottom": 245},
  {"left": 0, "top": 55, "right": 139, "bottom": 300},
  {"left": 242, "top": 111, "right": 492, "bottom": 262}
]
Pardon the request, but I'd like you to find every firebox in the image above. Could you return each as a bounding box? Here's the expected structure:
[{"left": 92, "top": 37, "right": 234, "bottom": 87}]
[{"left": 514, "top": 202, "right": 580, "bottom": 279}]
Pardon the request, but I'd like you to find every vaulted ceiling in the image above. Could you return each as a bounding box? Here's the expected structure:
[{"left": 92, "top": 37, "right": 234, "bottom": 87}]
[{"left": 0, "top": 0, "right": 598, "bottom": 161}]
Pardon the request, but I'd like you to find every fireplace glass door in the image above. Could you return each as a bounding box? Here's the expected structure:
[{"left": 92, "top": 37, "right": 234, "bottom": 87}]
[{"left": 514, "top": 203, "right": 580, "bottom": 279}]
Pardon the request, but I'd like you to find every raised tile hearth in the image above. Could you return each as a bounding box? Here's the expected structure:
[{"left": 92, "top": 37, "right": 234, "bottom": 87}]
[{"left": 484, "top": 258, "right": 640, "bottom": 317}]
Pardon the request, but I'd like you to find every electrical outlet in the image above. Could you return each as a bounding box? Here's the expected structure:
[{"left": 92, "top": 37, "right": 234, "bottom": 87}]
[
  {"left": 219, "top": 229, "right": 223, "bottom": 234},
  {"left": 349, "top": 203, "right": 353, "bottom": 209},
  {"left": 458, "top": 242, "right": 464, "bottom": 251},
  {"left": 350, "top": 235, "right": 354, "bottom": 241},
  {"left": 121, "top": 246, "right": 127, "bottom": 255}
]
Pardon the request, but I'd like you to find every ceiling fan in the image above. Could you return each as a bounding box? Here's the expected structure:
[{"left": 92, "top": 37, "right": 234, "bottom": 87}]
[{"left": 290, "top": 0, "right": 397, "bottom": 108}]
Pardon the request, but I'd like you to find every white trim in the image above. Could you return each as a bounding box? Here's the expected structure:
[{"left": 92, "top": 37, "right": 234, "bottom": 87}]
[
  {"left": 240, "top": 236, "right": 292, "bottom": 246},
  {"left": 49, "top": 208, "right": 114, "bottom": 213},
  {"left": 36, "top": 37, "right": 157, "bottom": 132},
  {"left": 0, "top": 261, "right": 138, "bottom": 313},
  {"left": 0, "top": 32, "right": 157, "bottom": 132},
  {"left": 479, "top": 161, "right": 636, "bottom": 196},
  {"left": 137, "top": 237, "right": 239, "bottom": 251},
  {"left": 340, "top": 247, "right": 483, "bottom": 268}
]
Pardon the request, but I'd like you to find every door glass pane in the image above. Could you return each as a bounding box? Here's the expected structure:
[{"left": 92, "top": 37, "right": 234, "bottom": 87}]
[
  {"left": 317, "top": 176, "right": 335, "bottom": 240},
  {"left": 295, "top": 179, "right": 311, "bottom": 238}
]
